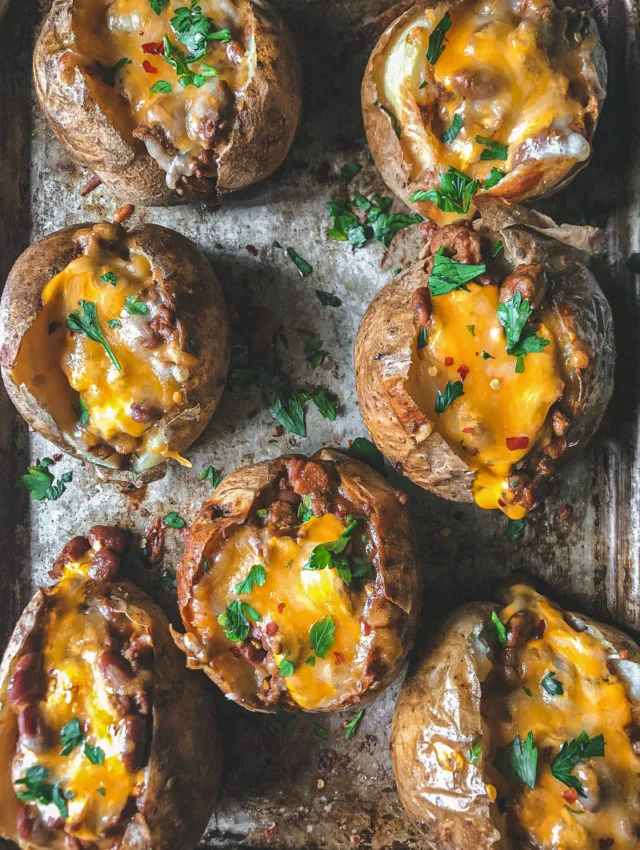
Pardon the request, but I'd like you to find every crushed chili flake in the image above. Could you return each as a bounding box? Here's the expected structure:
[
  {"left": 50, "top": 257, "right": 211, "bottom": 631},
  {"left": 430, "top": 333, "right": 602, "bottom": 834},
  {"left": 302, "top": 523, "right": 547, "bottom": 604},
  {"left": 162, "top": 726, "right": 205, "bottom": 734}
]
[
  {"left": 142, "top": 41, "right": 164, "bottom": 54},
  {"left": 360, "top": 618, "right": 371, "bottom": 636},
  {"left": 444, "top": 356, "right": 454, "bottom": 367},
  {"left": 264, "top": 823, "right": 277, "bottom": 839},
  {"left": 457, "top": 364, "right": 469, "bottom": 380},
  {"left": 334, "top": 652, "right": 346, "bottom": 665},
  {"left": 265, "top": 621, "right": 279, "bottom": 637},
  {"left": 558, "top": 503, "right": 574, "bottom": 521},
  {"left": 277, "top": 602, "right": 286, "bottom": 614},
  {"left": 462, "top": 426, "right": 475, "bottom": 435},
  {"left": 562, "top": 788, "right": 578, "bottom": 804},
  {"left": 142, "top": 60, "right": 158, "bottom": 74},
  {"left": 506, "top": 436, "right": 530, "bottom": 451},
  {"left": 52, "top": 453, "right": 63, "bottom": 462}
]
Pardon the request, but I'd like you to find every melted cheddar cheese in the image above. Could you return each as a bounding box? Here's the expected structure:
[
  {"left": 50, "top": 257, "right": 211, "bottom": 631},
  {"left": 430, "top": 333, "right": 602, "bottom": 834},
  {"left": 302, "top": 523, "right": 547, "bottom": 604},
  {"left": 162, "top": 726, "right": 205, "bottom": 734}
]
[
  {"left": 73, "top": 0, "right": 249, "bottom": 189},
  {"left": 189, "top": 514, "right": 373, "bottom": 710},
  {"left": 11, "top": 560, "right": 145, "bottom": 843},
  {"left": 483, "top": 586, "right": 640, "bottom": 849},
  {"left": 410, "top": 283, "right": 563, "bottom": 518},
  {"left": 12, "top": 233, "right": 193, "bottom": 469},
  {"left": 377, "top": 0, "right": 592, "bottom": 184}
]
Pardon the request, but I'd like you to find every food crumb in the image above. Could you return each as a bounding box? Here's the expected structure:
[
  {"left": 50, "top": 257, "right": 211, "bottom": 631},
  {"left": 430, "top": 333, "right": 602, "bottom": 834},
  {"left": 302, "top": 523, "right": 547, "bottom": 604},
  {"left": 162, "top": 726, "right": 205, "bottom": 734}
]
[
  {"left": 246, "top": 244, "right": 259, "bottom": 256},
  {"left": 558, "top": 503, "right": 573, "bottom": 521},
  {"left": 317, "top": 778, "right": 325, "bottom": 789}
]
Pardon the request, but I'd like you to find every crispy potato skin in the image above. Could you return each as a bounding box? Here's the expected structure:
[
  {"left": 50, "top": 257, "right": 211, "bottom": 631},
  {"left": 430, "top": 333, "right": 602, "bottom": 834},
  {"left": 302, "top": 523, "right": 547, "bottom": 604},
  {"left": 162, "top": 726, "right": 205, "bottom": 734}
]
[
  {"left": 391, "top": 589, "right": 640, "bottom": 849},
  {"left": 0, "top": 222, "right": 230, "bottom": 486},
  {"left": 361, "top": 0, "right": 606, "bottom": 223},
  {"left": 33, "top": 0, "right": 302, "bottom": 206},
  {"left": 354, "top": 199, "right": 615, "bottom": 503},
  {"left": 0, "top": 576, "right": 221, "bottom": 850},
  {"left": 173, "top": 448, "right": 421, "bottom": 712}
]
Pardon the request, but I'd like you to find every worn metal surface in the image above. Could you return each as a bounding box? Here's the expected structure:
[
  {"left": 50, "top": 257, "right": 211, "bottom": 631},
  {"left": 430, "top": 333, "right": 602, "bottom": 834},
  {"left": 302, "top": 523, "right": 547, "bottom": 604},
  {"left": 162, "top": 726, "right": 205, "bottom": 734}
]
[{"left": 1, "top": 0, "right": 640, "bottom": 847}]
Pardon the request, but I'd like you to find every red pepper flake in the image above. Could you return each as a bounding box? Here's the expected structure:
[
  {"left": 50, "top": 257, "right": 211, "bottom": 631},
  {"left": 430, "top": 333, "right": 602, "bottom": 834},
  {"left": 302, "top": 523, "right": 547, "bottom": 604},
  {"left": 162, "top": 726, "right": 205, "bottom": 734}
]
[
  {"left": 533, "top": 618, "right": 546, "bottom": 640},
  {"left": 264, "top": 823, "right": 277, "bottom": 839},
  {"left": 444, "top": 356, "right": 454, "bottom": 367},
  {"left": 462, "top": 426, "right": 475, "bottom": 435},
  {"left": 562, "top": 788, "right": 578, "bottom": 804},
  {"left": 558, "top": 503, "right": 574, "bottom": 521},
  {"left": 142, "top": 60, "right": 158, "bottom": 74},
  {"left": 265, "top": 621, "right": 278, "bottom": 637},
  {"left": 457, "top": 364, "right": 469, "bottom": 380},
  {"left": 52, "top": 453, "right": 63, "bottom": 462},
  {"left": 274, "top": 425, "right": 284, "bottom": 437},
  {"left": 246, "top": 244, "right": 258, "bottom": 256},
  {"left": 142, "top": 41, "right": 164, "bottom": 54},
  {"left": 360, "top": 618, "right": 371, "bottom": 636},
  {"left": 334, "top": 652, "right": 346, "bottom": 665},
  {"left": 277, "top": 602, "right": 286, "bottom": 614},
  {"left": 506, "top": 436, "right": 530, "bottom": 451}
]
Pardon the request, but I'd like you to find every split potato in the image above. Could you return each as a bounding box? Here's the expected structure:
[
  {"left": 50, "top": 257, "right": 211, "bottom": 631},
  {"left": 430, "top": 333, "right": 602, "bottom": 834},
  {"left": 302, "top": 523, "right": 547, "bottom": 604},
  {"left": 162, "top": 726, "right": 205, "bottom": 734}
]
[
  {"left": 362, "top": 0, "right": 606, "bottom": 224},
  {"left": 391, "top": 582, "right": 640, "bottom": 849},
  {"left": 173, "top": 448, "right": 421, "bottom": 712},
  {"left": 0, "top": 526, "right": 220, "bottom": 850},
  {"left": 354, "top": 198, "right": 615, "bottom": 518},
  {"left": 34, "top": 0, "right": 302, "bottom": 205},
  {"left": 0, "top": 221, "right": 229, "bottom": 485}
]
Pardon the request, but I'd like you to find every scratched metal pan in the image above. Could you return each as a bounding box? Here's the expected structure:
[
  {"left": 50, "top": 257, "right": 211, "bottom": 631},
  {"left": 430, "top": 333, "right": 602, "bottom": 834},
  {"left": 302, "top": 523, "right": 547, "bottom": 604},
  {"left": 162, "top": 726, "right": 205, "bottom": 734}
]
[{"left": 0, "top": 0, "right": 639, "bottom": 847}]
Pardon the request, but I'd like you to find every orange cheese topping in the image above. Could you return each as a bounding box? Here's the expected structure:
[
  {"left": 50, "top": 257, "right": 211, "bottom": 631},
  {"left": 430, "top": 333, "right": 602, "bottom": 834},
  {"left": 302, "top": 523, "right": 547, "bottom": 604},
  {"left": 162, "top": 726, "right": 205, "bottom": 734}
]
[
  {"left": 12, "top": 236, "right": 192, "bottom": 468},
  {"left": 189, "top": 514, "right": 373, "bottom": 710},
  {"left": 484, "top": 586, "right": 640, "bottom": 849},
  {"left": 11, "top": 561, "right": 145, "bottom": 842},
  {"left": 377, "top": 0, "right": 591, "bottom": 182},
  {"left": 412, "top": 283, "right": 564, "bottom": 518}
]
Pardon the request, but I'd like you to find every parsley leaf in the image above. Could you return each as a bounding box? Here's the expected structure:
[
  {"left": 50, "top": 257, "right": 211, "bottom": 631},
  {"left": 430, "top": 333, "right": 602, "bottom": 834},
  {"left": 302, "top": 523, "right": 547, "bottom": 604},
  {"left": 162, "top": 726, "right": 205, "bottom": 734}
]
[
  {"left": 102, "top": 57, "right": 131, "bottom": 87},
  {"left": 505, "top": 516, "right": 527, "bottom": 540},
  {"left": 171, "top": 3, "right": 231, "bottom": 61},
  {"left": 475, "top": 136, "right": 508, "bottom": 161},
  {"left": 106, "top": 319, "right": 121, "bottom": 329},
  {"left": 541, "top": 671, "right": 564, "bottom": 696},
  {"left": 14, "top": 766, "right": 71, "bottom": 819},
  {"left": 346, "top": 437, "right": 386, "bottom": 477},
  {"left": 199, "top": 465, "right": 223, "bottom": 489},
  {"left": 235, "top": 564, "right": 266, "bottom": 595},
  {"left": 468, "top": 739, "right": 482, "bottom": 765},
  {"left": 379, "top": 103, "right": 402, "bottom": 138},
  {"left": 298, "top": 494, "right": 314, "bottom": 522},
  {"left": 340, "top": 163, "right": 363, "bottom": 185},
  {"left": 315, "top": 290, "right": 342, "bottom": 307},
  {"left": 269, "top": 392, "right": 307, "bottom": 437},
  {"left": 60, "top": 718, "right": 84, "bottom": 756},
  {"left": 493, "top": 240, "right": 504, "bottom": 258},
  {"left": 149, "top": 0, "right": 169, "bottom": 14},
  {"left": 20, "top": 460, "right": 72, "bottom": 502},
  {"left": 550, "top": 732, "right": 605, "bottom": 796},
  {"left": 417, "top": 326, "right": 427, "bottom": 349},
  {"left": 78, "top": 395, "right": 89, "bottom": 426},
  {"left": 124, "top": 295, "right": 148, "bottom": 315},
  {"left": 217, "top": 599, "right": 261, "bottom": 642},
  {"left": 427, "top": 12, "right": 451, "bottom": 65},
  {"left": 311, "top": 386, "right": 339, "bottom": 421},
  {"left": 286, "top": 248, "right": 313, "bottom": 277},
  {"left": 491, "top": 611, "right": 507, "bottom": 646},
  {"left": 163, "top": 511, "right": 185, "bottom": 528},
  {"left": 409, "top": 167, "right": 479, "bottom": 214},
  {"left": 497, "top": 292, "right": 549, "bottom": 372},
  {"left": 327, "top": 193, "right": 421, "bottom": 249},
  {"left": 434, "top": 380, "right": 464, "bottom": 414},
  {"left": 67, "top": 300, "right": 122, "bottom": 370},
  {"left": 84, "top": 744, "right": 105, "bottom": 765},
  {"left": 278, "top": 652, "right": 295, "bottom": 678},
  {"left": 345, "top": 709, "right": 364, "bottom": 740},
  {"left": 428, "top": 248, "right": 486, "bottom": 296},
  {"left": 309, "top": 615, "right": 336, "bottom": 659},
  {"left": 494, "top": 731, "right": 538, "bottom": 789},
  {"left": 314, "top": 724, "right": 328, "bottom": 739},
  {"left": 150, "top": 80, "right": 172, "bottom": 94},
  {"left": 299, "top": 329, "right": 328, "bottom": 368},
  {"left": 101, "top": 271, "right": 117, "bottom": 285},
  {"left": 441, "top": 112, "right": 462, "bottom": 144},
  {"left": 484, "top": 167, "right": 506, "bottom": 189}
]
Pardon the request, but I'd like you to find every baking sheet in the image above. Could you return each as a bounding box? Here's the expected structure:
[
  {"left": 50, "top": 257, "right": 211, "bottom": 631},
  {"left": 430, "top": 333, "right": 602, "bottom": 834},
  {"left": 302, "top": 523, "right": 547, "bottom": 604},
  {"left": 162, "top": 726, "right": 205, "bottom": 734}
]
[{"left": 1, "top": 0, "right": 640, "bottom": 846}]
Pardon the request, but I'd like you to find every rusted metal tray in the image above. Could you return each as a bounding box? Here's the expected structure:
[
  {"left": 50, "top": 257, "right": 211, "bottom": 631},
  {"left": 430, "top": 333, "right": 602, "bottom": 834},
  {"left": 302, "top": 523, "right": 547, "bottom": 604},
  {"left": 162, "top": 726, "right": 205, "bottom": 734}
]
[{"left": 1, "top": 0, "right": 639, "bottom": 847}]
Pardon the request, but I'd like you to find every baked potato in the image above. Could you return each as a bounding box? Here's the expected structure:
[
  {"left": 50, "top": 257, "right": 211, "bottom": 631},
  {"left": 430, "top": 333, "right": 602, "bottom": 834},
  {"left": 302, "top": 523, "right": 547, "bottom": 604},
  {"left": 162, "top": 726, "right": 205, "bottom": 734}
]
[
  {"left": 0, "top": 220, "right": 229, "bottom": 485},
  {"left": 0, "top": 525, "right": 221, "bottom": 850},
  {"left": 172, "top": 448, "right": 421, "bottom": 712},
  {"left": 361, "top": 0, "right": 606, "bottom": 224},
  {"left": 391, "top": 582, "right": 640, "bottom": 849},
  {"left": 33, "top": 0, "right": 302, "bottom": 205},
  {"left": 354, "top": 198, "right": 615, "bottom": 519}
]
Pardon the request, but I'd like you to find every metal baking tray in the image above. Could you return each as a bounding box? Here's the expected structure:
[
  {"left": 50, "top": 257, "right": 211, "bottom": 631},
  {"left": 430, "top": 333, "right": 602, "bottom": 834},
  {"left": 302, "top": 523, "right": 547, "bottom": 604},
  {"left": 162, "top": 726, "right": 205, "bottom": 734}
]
[{"left": 0, "top": 0, "right": 639, "bottom": 846}]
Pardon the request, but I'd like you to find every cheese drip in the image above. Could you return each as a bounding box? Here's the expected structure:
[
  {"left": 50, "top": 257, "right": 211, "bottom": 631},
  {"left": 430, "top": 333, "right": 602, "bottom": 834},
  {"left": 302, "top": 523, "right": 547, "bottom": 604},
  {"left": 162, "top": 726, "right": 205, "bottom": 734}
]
[
  {"left": 484, "top": 585, "right": 640, "bottom": 849},
  {"left": 190, "top": 514, "right": 373, "bottom": 710},
  {"left": 11, "top": 561, "right": 145, "bottom": 842},
  {"left": 412, "top": 283, "right": 564, "bottom": 518}
]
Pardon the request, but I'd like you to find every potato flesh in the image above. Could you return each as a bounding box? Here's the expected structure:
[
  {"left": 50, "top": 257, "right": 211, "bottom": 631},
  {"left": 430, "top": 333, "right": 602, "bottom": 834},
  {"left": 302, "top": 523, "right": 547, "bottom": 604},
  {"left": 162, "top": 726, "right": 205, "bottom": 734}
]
[
  {"left": 189, "top": 514, "right": 372, "bottom": 710},
  {"left": 483, "top": 586, "right": 640, "bottom": 848},
  {"left": 377, "top": 0, "right": 591, "bottom": 183},
  {"left": 73, "top": 0, "right": 249, "bottom": 189},
  {"left": 10, "top": 563, "right": 145, "bottom": 845},
  {"left": 410, "top": 283, "right": 563, "bottom": 517},
  {"left": 12, "top": 234, "right": 192, "bottom": 465}
]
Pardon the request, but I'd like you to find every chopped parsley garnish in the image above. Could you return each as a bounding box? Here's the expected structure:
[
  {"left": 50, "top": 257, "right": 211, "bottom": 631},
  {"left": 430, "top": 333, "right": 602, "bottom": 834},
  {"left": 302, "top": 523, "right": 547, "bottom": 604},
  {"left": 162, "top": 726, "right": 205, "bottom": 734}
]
[
  {"left": 199, "top": 465, "right": 223, "bottom": 489},
  {"left": 475, "top": 136, "right": 508, "bottom": 161},
  {"left": 409, "top": 167, "right": 479, "bottom": 214},
  {"left": 299, "top": 329, "right": 328, "bottom": 368},
  {"left": 286, "top": 248, "right": 313, "bottom": 277},
  {"left": 269, "top": 392, "right": 307, "bottom": 437},
  {"left": 171, "top": 2, "right": 231, "bottom": 61},
  {"left": 102, "top": 57, "right": 131, "bottom": 87},
  {"left": 163, "top": 511, "right": 185, "bottom": 528},
  {"left": 314, "top": 725, "right": 328, "bottom": 739},
  {"left": 340, "top": 163, "right": 363, "bottom": 185},
  {"left": 149, "top": 0, "right": 169, "bottom": 14},
  {"left": 345, "top": 709, "right": 364, "bottom": 740},
  {"left": 60, "top": 718, "right": 84, "bottom": 756},
  {"left": 150, "top": 80, "right": 172, "bottom": 94},
  {"left": 379, "top": 103, "right": 402, "bottom": 138},
  {"left": 480, "top": 350, "right": 494, "bottom": 360},
  {"left": 298, "top": 494, "right": 314, "bottom": 522},
  {"left": 124, "top": 295, "right": 148, "bottom": 315},
  {"left": 305, "top": 655, "right": 316, "bottom": 667},
  {"left": 97, "top": 787, "right": 106, "bottom": 796},
  {"left": 315, "top": 289, "right": 342, "bottom": 307},
  {"left": 484, "top": 167, "right": 506, "bottom": 189},
  {"left": 441, "top": 113, "right": 462, "bottom": 144},
  {"left": 310, "top": 386, "right": 339, "bottom": 421},
  {"left": 278, "top": 652, "right": 295, "bottom": 678},
  {"left": 346, "top": 437, "right": 386, "bottom": 477},
  {"left": 309, "top": 615, "right": 336, "bottom": 659},
  {"left": 493, "top": 240, "right": 504, "bottom": 258},
  {"left": 67, "top": 300, "right": 122, "bottom": 370},
  {"left": 468, "top": 739, "right": 482, "bottom": 765},
  {"left": 417, "top": 326, "right": 427, "bottom": 349},
  {"left": 434, "top": 380, "right": 464, "bottom": 414},
  {"left": 160, "top": 568, "right": 177, "bottom": 590},
  {"left": 106, "top": 319, "right": 121, "bottom": 329},
  {"left": 491, "top": 610, "right": 507, "bottom": 646},
  {"left": 84, "top": 744, "right": 105, "bottom": 765},
  {"left": 427, "top": 12, "right": 451, "bottom": 65},
  {"left": 497, "top": 291, "right": 549, "bottom": 372},
  {"left": 523, "top": 686, "right": 533, "bottom": 697},
  {"left": 14, "top": 765, "right": 72, "bottom": 819},
  {"left": 428, "top": 248, "right": 486, "bottom": 296},
  {"left": 327, "top": 193, "right": 421, "bottom": 249},
  {"left": 78, "top": 395, "right": 89, "bottom": 426},
  {"left": 494, "top": 731, "right": 538, "bottom": 789},
  {"left": 541, "top": 671, "right": 564, "bottom": 696},
  {"left": 235, "top": 564, "right": 266, "bottom": 595},
  {"left": 20, "top": 459, "right": 72, "bottom": 502},
  {"left": 467, "top": 324, "right": 475, "bottom": 336},
  {"left": 505, "top": 516, "right": 527, "bottom": 540},
  {"left": 550, "top": 732, "right": 605, "bottom": 796},
  {"left": 162, "top": 36, "right": 217, "bottom": 88},
  {"left": 217, "top": 599, "right": 261, "bottom": 642},
  {"left": 303, "top": 521, "right": 374, "bottom": 585},
  {"left": 101, "top": 271, "right": 118, "bottom": 285}
]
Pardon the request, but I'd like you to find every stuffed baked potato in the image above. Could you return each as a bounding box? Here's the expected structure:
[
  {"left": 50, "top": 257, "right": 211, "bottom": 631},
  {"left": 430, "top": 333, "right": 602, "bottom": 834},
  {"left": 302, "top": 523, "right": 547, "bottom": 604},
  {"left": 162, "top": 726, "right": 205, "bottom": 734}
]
[
  {"left": 33, "top": 0, "right": 302, "bottom": 205},
  {"left": 0, "top": 221, "right": 229, "bottom": 485},
  {"left": 354, "top": 198, "right": 614, "bottom": 519},
  {"left": 391, "top": 582, "right": 640, "bottom": 849},
  {"left": 172, "top": 448, "right": 421, "bottom": 712},
  {"left": 362, "top": 0, "right": 606, "bottom": 224},
  {"left": 0, "top": 526, "right": 220, "bottom": 850}
]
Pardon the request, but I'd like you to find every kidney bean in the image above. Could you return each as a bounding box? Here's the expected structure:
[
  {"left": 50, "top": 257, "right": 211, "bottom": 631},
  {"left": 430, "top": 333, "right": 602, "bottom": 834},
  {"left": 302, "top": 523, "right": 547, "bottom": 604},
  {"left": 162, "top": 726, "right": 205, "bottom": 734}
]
[
  {"left": 18, "top": 705, "right": 46, "bottom": 751},
  {"left": 8, "top": 666, "right": 39, "bottom": 707},
  {"left": 129, "top": 402, "right": 163, "bottom": 424},
  {"left": 17, "top": 807, "right": 35, "bottom": 840},
  {"left": 89, "top": 549, "right": 121, "bottom": 582},
  {"left": 121, "top": 715, "right": 148, "bottom": 773},
  {"left": 99, "top": 651, "right": 134, "bottom": 689},
  {"left": 88, "top": 526, "right": 128, "bottom": 554}
]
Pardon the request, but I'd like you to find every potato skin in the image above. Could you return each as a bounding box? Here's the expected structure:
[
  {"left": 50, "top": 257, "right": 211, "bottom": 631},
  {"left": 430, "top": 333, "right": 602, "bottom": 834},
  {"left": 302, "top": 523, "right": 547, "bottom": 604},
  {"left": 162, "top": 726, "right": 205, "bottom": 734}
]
[
  {"left": 361, "top": 0, "right": 606, "bottom": 223},
  {"left": 33, "top": 0, "right": 302, "bottom": 206},
  {"left": 173, "top": 448, "right": 421, "bottom": 712},
  {"left": 354, "top": 199, "right": 615, "bottom": 503},
  {"left": 0, "top": 575, "right": 221, "bottom": 850},
  {"left": 0, "top": 222, "right": 230, "bottom": 486}
]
